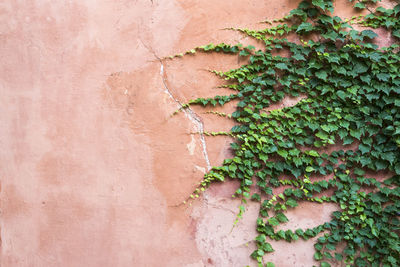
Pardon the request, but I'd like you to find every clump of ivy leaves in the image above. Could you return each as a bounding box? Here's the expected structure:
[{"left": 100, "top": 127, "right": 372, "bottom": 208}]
[{"left": 175, "top": 0, "right": 400, "bottom": 266}]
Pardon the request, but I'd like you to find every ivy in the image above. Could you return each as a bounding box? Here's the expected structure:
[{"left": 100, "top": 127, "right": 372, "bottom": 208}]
[{"left": 172, "top": 0, "right": 400, "bottom": 266}]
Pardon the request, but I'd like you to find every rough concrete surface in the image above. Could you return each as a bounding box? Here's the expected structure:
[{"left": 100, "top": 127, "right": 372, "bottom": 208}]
[{"left": 0, "top": 1, "right": 394, "bottom": 266}]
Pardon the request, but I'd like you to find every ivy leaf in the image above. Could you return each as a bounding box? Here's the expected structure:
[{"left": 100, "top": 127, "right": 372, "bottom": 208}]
[
  {"left": 360, "top": 156, "right": 372, "bottom": 167},
  {"left": 318, "top": 15, "right": 333, "bottom": 25},
  {"left": 326, "top": 243, "right": 336, "bottom": 250},
  {"left": 350, "top": 129, "right": 362, "bottom": 140},
  {"left": 286, "top": 198, "right": 298, "bottom": 207},
  {"left": 359, "top": 144, "right": 370, "bottom": 154},
  {"left": 337, "top": 90, "right": 347, "bottom": 100},
  {"left": 377, "top": 73, "right": 390, "bottom": 81},
  {"left": 354, "top": 168, "right": 365, "bottom": 176},
  {"left": 344, "top": 135, "right": 354, "bottom": 145},
  {"left": 315, "top": 70, "right": 328, "bottom": 81},
  {"left": 394, "top": 163, "right": 400, "bottom": 175},
  {"left": 312, "top": 0, "right": 326, "bottom": 10},
  {"left": 239, "top": 50, "right": 249, "bottom": 57},
  {"left": 375, "top": 160, "right": 388, "bottom": 170},
  {"left": 316, "top": 131, "right": 329, "bottom": 140},
  {"left": 353, "top": 61, "right": 369, "bottom": 74},
  {"left": 263, "top": 242, "right": 274, "bottom": 252},
  {"left": 292, "top": 53, "right": 306, "bottom": 61},
  {"left": 314, "top": 251, "right": 323, "bottom": 260},
  {"left": 276, "top": 212, "right": 289, "bottom": 223},
  {"left": 251, "top": 193, "right": 261, "bottom": 202},
  {"left": 306, "top": 166, "right": 315, "bottom": 172},
  {"left": 276, "top": 62, "right": 289, "bottom": 70},
  {"left": 361, "top": 30, "right": 377, "bottom": 40},
  {"left": 277, "top": 150, "right": 288, "bottom": 158},
  {"left": 293, "top": 157, "right": 302, "bottom": 167},
  {"left": 354, "top": 2, "right": 366, "bottom": 9},
  {"left": 276, "top": 230, "right": 286, "bottom": 239},
  {"left": 291, "top": 168, "right": 302, "bottom": 178},
  {"left": 335, "top": 253, "right": 343, "bottom": 261},
  {"left": 268, "top": 217, "right": 280, "bottom": 226},
  {"left": 296, "top": 22, "right": 313, "bottom": 32},
  {"left": 322, "top": 31, "right": 338, "bottom": 41},
  {"left": 388, "top": 256, "right": 397, "bottom": 265},
  {"left": 246, "top": 45, "right": 255, "bottom": 50},
  {"left": 229, "top": 163, "right": 237, "bottom": 172},
  {"left": 381, "top": 152, "right": 396, "bottom": 164}
]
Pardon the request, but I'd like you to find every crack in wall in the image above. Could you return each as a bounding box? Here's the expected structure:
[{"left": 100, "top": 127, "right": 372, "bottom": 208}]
[
  {"left": 159, "top": 63, "right": 212, "bottom": 172},
  {"left": 138, "top": 38, "right": 211, "bottom": 171}
]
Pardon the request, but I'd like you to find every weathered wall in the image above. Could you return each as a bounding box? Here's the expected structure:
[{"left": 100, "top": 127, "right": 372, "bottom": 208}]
[{"left": 0, "top": 1, "right": 392, "bottom": 266}]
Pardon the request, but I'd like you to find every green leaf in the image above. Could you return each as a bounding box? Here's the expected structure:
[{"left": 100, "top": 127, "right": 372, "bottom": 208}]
[
  {"left": 354, "top": 2, "right": 366, "bottom": 9},
  {"left": 343, "top": 136, "right": 354, "bottom": 145},
  {"left": 268, "top": 217, "right": 280, "bottom": 226},
  {"left": 291, "top": 168, "right": 302, "bottom": 178},
  {"left": 316, "top": 131, "right": 329, "bottom": 140},
  {"left": 276, "top": 230, "right": 286, "bottom": 239},
  {"left": 388, "top": 256, "right": 397, "bottom": 265},
  {"left": 277, "top": 150, "right": 288, "bottom": 158},
  {"left": 326, "top": 243, "right": 336, "bottom": 250},
  {"left": 276, "top": 212, "right": 289, "bottom": 223},
  {"left": 296, "top": 22, "right": 313, "bottom": 32},
  {"left": 314, "top": 251, "right": 323, "bottom": 260},
  {"left": 335, "top": 253, "right": 343, "bottom": 261},
  {"left": 229, "top": 163, "right": 237, "bottom": 172},
  {"left": 255, "top": 234, "right": 266, "bottom": 243},
  {"left": 315, "top": 243, "right": 323, "bottom": 251},
  {"left": 266, "top": 262, "right": 275, "bottom": 267},
  {"left": 312, "top": 0, "right": 326, "bottom": 10},
  {"left": 361, "top": 30, "right": 377, "bottom": 39},
  {"left": 337, "top": 90, "right": 347, "bottom": 100},
  {"left": 353, "top": 61, "right": 369, "bottom": 74},
  {"left": 359, "top": 143, "right": 370, "bottom": 154},
  {"left": 251, "top": 193, "right": 261, "bottom": 201},
  {"left": 375, "top": 160, "right": 388, "bottom": 170},
  {"left": 394, "top": 163, "right": 400, "bottom": 175},
  {"left": 286, "top": 198, "right": 298, "bottom": 207},
  {"left": 306, "top": 166, "right": 315, "bottom": 172},
  {"left": 292, "top": 53, "right": 306, "bottom": 61},
  {"left": 322, "top": 30, "right": 338, "bottom": 41},
  {"left": 315, "top": 70, "right": 328, "bottom": 81},
  {"left": 276, "top": 62, "right": 289, "bottom": 70},
  {"left": 321, "top": 262, "right": 331, "bottom": 267},
  {"left": 377, "top": 73, "right": 390, "bottom": 81},
  {"left": 360, "top": 156, "right": 372, "bottom": 167},
  {"left": 381, "top": 152, "right": 396, "bottom": 164},
  {"left": 263, "top": 242, "right": 274, "bottom": 252}
]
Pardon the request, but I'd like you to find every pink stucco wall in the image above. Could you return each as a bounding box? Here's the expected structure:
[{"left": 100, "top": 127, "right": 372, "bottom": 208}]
[{"left": 1, "top": 1, "right": 393, "bottom": 266}]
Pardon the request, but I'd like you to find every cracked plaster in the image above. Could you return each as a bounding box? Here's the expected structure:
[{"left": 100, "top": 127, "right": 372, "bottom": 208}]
[{"left": 0, "top": 0, "right": 394, "bottom": 266}]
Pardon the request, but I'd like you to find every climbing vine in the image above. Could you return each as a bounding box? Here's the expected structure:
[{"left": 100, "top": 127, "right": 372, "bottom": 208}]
[{"left": 172, "top": 0, "right": 400, "bottom": 266}]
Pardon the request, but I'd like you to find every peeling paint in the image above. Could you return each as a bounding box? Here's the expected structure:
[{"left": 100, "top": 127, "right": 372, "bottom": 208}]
[{"left": 187, "top": 134, "right": 196, "bottom": 156}]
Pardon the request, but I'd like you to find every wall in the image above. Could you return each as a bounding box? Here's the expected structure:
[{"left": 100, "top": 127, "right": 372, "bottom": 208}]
[{"left": 0, "top": 1, "right": 393, "bottom": 266}]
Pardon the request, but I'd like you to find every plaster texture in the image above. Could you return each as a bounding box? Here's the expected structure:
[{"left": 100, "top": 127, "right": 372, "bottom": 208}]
[{"left": 0, "top": 0, "right": 394, "bottom": 266}]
